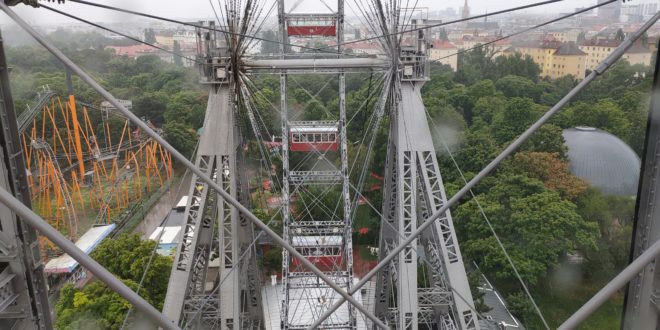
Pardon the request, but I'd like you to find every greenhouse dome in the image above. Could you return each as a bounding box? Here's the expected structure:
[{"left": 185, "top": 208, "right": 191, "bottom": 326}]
[{"left": 562, "top": 127, "right": 641, "bottom": 196}]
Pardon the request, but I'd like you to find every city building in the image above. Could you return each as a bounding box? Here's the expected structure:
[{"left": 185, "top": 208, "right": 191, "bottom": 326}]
[
  {"left": 579, "top": 39, "right": 653, "bottom": 70},
  {"left": 454, "top": 35, "right": 511, "bottom": 56},
  {"left": 621, "top": 0, "right": 659, "bottom": 23},
  {"left": 460, "top": 0, "right": 470, "bottom": 20},
  {"left": 155, "top": 31, "right": 174, "bottom": 48},
  {"left": 598, "top": 0, "right": 622, "bottom": 23},
  {"left": 503, "top": 40, "right": 587, "bottom": 80},
  {"left": 429, "top": 39, "right": 458, "bottom": 71},
  {"left": 343, "top": 41, "right": 382, "bottom": 55},
  {"left": 546, "top": 28, "right": 583, "bottom": 43}
]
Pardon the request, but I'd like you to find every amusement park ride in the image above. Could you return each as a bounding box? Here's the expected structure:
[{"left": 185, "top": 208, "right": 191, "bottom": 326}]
[{"left": 0, "top": 0, "right": 656, "bottom": 330}]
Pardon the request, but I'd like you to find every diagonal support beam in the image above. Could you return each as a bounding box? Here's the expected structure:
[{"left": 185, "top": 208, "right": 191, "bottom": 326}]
[
  {"left": 0, "top": 3, "right": 388, "bottom": 329},
  {"left": 307, "top": 10, "right": 660, "bottom": 329}
]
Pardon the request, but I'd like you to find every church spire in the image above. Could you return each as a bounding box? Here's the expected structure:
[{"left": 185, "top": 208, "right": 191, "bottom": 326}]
[{"left": 462, "top": 0, "right": 470, "bottom": 19}]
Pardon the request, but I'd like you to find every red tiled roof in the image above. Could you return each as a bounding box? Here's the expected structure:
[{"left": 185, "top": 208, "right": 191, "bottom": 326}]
[
  {"left": 106, "top": 44, "right": 160, "bottom": 57},
  {"left": 431, "top": 39, "right": 456, "bottom": 49}
]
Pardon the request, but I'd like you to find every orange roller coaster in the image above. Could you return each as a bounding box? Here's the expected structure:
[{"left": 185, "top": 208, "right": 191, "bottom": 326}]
[{"left": 19, "top": 88, "right": 173, "bottom": 254}]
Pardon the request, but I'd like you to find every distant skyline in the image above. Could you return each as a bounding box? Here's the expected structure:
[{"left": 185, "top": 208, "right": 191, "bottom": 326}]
[{"left": 0, "top": 0, "right": 608, "bottom": 26}]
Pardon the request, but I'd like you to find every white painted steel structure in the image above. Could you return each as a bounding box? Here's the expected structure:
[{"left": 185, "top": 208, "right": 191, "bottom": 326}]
[{"left": 0, "top": 2, "right": 659, "bottom": 330}]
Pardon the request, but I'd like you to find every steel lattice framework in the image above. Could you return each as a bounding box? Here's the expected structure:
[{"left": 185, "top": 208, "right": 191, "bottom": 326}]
[
  {"left": 277, "top": 1, "right": 358, "bottom": 328},
  {"left": 162, "top": 20, "right": 263, "bottom": 329},
  {"left": 0, "top": 2, "right": 659, "bottom": 330},
  {"left": 0, "top": 29, "right": 52, "bottom": 330},
  {"left": 371, "top": 12, "right": 477, "bottom": 329}
]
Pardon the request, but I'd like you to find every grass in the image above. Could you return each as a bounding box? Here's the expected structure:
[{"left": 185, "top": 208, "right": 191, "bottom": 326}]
[
  {"left": 531, "top": 282, "right": 623, "bottom": 329},
  {"left": 353, "top": 205, "right": 375, "bottom": 229},
  {"left": 356, "top": 245, "right": 378, "bottom": 261}
]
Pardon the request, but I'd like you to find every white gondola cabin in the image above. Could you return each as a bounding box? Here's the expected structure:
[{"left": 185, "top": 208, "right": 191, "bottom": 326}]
[
  {"left": 289, "top": 121, "right": 339, "bottom": 152},
  {"left": 291, "top": 235, "right": 342, "bottom": 269}
]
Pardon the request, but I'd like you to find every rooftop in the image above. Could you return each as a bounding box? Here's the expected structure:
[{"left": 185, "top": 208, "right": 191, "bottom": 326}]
[
  {"left": 554, "top": 42, "right": 587, "bottom": 56},
  {"left": 432, "top": 39, "right": 457, "bottom": 49},
  {"left": 45, "top": 224, "right": 116, "bottom": 273}
]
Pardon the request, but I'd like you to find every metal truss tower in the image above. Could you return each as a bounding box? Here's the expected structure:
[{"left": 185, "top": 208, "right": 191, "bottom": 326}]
[
  {"left": 0, "top": 29, "right": 52, "bottom": 330},
  {"left": 277, "top": 0, "right": 356, "bottom": 328},
  {"left": 622, "top": 42, "right": 660, "bottom": 330},
  {"left": 163, "top": 21, "right": 262, "bottom": 329},
  {"left": 374, "top": 16, "right": 479, "bottom": 329}
]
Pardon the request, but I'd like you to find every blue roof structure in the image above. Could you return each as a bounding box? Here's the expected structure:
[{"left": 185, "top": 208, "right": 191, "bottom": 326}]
[{"left": 44, "top": 224, "right": 116, "bottom": 273}]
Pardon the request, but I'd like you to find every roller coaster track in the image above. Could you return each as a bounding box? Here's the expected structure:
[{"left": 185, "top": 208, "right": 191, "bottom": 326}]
[{"left": 17, "top": 86, "right": 56, "bottom": 133}]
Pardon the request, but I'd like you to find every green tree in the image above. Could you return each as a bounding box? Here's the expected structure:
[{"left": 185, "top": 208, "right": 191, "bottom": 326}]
[
  {"left": 303, "top": 99, "right": 327, "bottom": 120},
  {"left": 260, "top": 30, "right": 280, "bottom": 54},
  {"left": 55, "top": 280, "right": 144, "bottom": 330},
  {"left": 506, "top": 152, "right": 586, "bottom": 199},
  {"left": 495, "top": 75, "right": 542, "bottom": 101},
  {"left": 162, "top": 122, "right": 198, "bottom": 158},
  {"left": 55, "top": 234, "right": 172, "bottom": 329},
  {"left": 454, "top": 129, "right": 500, "bottom": 173},
  {"left": 520, "top": 124, "right": 567, "bottom": 155},
  {"left": 439, "top": 28, "right": 448, "bottom": 41},
  {"left": 507, "top": 291, "right": 537, "bottom": 326},
  {"left": 564, "top": 99, "right": 630, "bottom": 139},
  {"left": 144, "top": 28, "right": 156, "bottom": 44},
  {"left": 172, "top": 41, "right": 183, "bottom": 67},
  {"left": 454, "top": 174, "right": 599, "bottom": 285},
  {"left": 491, "top": 97, "right": 543, "bottom": 144},
  {"left": 455, "top": 45, "right": 496, "bottom": 85},
  {"left": 263, "top": 248, "right": 282, "bottom": 275},
  {"left": 133, "top": 91, "right": 168, "bottom": 125},
  {"left": 91, "top": 234, "right": 172, "bottom": 309},
  {"left": 617, "top": 91, "right": 649, "bottom": 155},
  {"left": 164, "top": 90, "right": 207, "bottom": 128},
  {"left": 492, "top": 53, "right": 541, "bottom": 82},
  {"left": 615, "top": 28, "right": 625, "bottom": 42}
]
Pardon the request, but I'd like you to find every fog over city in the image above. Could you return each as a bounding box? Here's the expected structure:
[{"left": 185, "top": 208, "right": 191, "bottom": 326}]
[{"left": 2, "top": 0, "right": 605, "bottom": 26}]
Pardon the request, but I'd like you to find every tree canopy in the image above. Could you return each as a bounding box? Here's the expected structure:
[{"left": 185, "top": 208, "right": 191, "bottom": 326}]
[{"left": 55, "top": 234, "right": 172, "bottom": 329}]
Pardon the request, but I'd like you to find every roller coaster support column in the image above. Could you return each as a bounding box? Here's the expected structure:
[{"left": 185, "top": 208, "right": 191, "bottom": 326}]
[{"left": 66, "top": 69, "right": 85, "bottom": 179}]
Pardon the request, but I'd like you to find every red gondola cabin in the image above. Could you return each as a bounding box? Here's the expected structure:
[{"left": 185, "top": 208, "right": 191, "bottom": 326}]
[
  {"left": 286, "top": 15, "right": 337, "bottom": 37},
  {"left": 289, "top": 121, "right": 339, "bottom": 152}
]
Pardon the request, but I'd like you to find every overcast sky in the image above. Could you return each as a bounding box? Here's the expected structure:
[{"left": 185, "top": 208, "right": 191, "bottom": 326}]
[{"left": 0, "top": 0, "right": 604, "bottom": 26}]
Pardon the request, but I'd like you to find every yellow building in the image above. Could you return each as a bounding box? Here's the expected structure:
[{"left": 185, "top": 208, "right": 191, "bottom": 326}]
[
  {"left": 429, "top": 40, "right": 458, "bottom": 71},
  {"left": 546, "top": 28, "right": 582, "bottom": 43},
  {"left": 503, "top": 41, "right": 586, "bottom": 80},
  {"left": 579, "top": 39, "right": 653, "bottom": 70},
  {"left": 155, "top": 35, "right": 174, "bottom": 48},
  {"left": 454, "top": 35, "right": 511, "bottom": 57}
]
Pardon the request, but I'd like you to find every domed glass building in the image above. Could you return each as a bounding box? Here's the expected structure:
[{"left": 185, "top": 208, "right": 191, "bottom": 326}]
[{"left": 562, "top": 127, "right": 641, "bottom": 196}]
